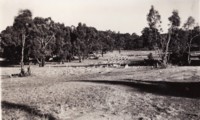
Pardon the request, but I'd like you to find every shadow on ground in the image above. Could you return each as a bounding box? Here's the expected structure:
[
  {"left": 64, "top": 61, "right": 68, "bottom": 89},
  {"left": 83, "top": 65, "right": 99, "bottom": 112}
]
[
  {"left": 1, "top": 101, "right": 56, "bottom": 120},
  {"left": 68, "top": 80, "right": 200, "bottom": 99}
]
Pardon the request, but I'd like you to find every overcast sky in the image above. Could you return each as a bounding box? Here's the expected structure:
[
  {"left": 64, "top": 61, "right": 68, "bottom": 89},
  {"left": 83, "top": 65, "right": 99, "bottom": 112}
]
[{"left": 0, "top": 0, "right": 199, "bottom": 35}]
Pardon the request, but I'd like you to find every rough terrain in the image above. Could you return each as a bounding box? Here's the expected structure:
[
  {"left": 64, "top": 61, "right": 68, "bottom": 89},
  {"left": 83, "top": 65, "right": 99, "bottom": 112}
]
[{"left": 1, "top": 51, "right": 200, "bottom": 120}]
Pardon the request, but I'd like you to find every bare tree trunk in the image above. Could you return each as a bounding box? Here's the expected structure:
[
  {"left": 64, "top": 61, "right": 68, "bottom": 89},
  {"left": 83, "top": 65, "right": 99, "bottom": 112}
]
[
  {"left": 36, "top": 58, "right": 41, "bottom": 65},
  {"left": 40, "top": 48, "right": 46, "bottom": 67},
  {"left": 41, "top": 57, "right": 45, "bottom": 67},
  {"left": 163, "top": 29, "right": 171, "bottom": 67},
  {"left": 188, "top": 42, "right": 191, "bottom": 65},
  {"left": 20, "top": 33, "right": 26, "bottom": 75},
  {"left": 78, "top": 52, "right": 82, "bottom": 63}
]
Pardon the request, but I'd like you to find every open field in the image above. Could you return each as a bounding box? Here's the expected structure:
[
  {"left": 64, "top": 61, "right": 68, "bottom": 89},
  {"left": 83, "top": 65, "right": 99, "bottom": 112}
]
[{"left": 1, "top": 51, "right": 200, "bottom": 120}]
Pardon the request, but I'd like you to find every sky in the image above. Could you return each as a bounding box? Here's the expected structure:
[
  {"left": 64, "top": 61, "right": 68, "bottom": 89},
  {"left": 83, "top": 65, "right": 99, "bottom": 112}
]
[{"left": 0, "top": 0, "right": 199, "bottom": 35}]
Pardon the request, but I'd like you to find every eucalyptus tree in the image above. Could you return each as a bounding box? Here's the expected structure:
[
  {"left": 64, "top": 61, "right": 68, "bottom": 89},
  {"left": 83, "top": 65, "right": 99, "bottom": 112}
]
[
  {"left": 31, "top": 17, "right": 56, "bottom": 67},
  {"left": 123, "top": 33, "right": 139, "bottom": 50},
  {"left": 115, "top": 32, "right": 125, "bottom": 53},
  {"left": 142, "top": 5, "right": 162, "bottom": 50},
  {"left": 96, "top": 30, "right": 114, "bottom": 57},
  {"left": 63, "top": 26, "right": 72, "bottom": 62},
  {"left": 182, "top": 17, "right": 200, "bottom": 64},
  {"left": 70, "top": 25, "right": 78, "bottom": 59},
  {"left": 98, "top": 31, "right": 108, "bottom": 57},
  {"left": 85, "top": 26, "right": 98, "bottom": 57},
  {"left": 183, "top": 16, "right": 195, "bottom": 30},
  {"left": 131, "top": 33, "right": 141, "bottom": 49},
  {"left": 141, "top": 27, "right": 158, "bottom": 49},
  {"left": 163, "top": 10, "right": 181, "bottom": 66},
  {"left": 75, "top": 22, "right": 87, "bottom": 62},
  {"left": 0, "top": 26, "right": 20, "bottom": 62},
  {"left": 12, "top": 9, "right": 33, "bottom": 75},
  {"left": 54, "top": 24, "right": 72, "bottom": 63}
]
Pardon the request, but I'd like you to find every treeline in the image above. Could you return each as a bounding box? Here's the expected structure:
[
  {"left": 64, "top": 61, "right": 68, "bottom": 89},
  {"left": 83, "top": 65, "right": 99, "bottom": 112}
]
[
  {"left": 141, "top": 6, "right": 200, "bottom": 65},
  {"left": 0, "top": 9, "right": 141, "bottom": 67},
  {"left": 1, "top": 6, "right": 200, "bottom": 68}
]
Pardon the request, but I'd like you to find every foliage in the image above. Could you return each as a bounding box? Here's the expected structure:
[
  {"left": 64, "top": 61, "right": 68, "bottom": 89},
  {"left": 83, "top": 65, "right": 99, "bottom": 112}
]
[
  {"left": 168, "top": 10, "right": 181, "bottom": 28},
  {"left": 1, "top": 8, "right": 200, "bottom": 67},
  {"left": 1, "top": 26, "right": 21, "bottom": 62},
  {"left": 147, "top": 5, "right": 161, "bottom": 29},
  {"left": 142, "top": 5, "right": 162, "bottom": 50},
  {"left": 141, "top": 27, "right": 161, "bottom": 50}
]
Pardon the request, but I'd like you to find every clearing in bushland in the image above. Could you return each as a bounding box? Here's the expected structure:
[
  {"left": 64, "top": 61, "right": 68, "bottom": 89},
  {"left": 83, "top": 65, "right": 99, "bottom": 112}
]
[{"left": 1, "top": 51, "right": 200, "bottom": 120}]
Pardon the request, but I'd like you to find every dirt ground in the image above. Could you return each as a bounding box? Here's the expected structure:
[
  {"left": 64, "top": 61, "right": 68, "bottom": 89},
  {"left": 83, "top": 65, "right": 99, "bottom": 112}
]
[{"left": 1, "top": 51, "right": 200, "bottom": 120}]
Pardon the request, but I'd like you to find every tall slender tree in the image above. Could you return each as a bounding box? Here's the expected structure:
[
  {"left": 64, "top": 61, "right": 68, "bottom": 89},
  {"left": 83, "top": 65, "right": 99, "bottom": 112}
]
[
  {"left": 142, "top": 5, "right": 162, "bottom": 50},
  {"left": 13, "top": 9, "right": 33, "bottom": 75},
  {"left": 163, "top": 10, "right": 181, "bottom": 66}
]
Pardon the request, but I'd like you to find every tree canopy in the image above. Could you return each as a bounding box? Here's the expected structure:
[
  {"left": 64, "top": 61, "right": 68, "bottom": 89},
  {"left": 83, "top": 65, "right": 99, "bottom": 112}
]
[{"left": 0, "top": 8, "right": 199, "bottom": 66}]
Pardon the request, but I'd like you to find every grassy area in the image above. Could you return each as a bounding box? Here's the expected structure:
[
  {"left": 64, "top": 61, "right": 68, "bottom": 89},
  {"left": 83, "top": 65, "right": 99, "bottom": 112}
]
[{"left": 1, "top": 51, "right": 200, "bottom": 120}]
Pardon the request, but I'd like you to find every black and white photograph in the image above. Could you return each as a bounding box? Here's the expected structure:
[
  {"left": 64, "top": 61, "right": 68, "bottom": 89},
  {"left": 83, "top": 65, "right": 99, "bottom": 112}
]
[{"left": 0, "top": 0, "right": 200, "bottom": 119}]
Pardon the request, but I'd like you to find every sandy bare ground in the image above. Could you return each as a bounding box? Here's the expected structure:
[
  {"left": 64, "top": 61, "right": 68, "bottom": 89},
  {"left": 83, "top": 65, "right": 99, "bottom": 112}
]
[
  {"left": 1, "top": 65, "right": 200, "bottom": 120},
  {"left": 1, "top": 51, "right": 200, "bottom": 120}
]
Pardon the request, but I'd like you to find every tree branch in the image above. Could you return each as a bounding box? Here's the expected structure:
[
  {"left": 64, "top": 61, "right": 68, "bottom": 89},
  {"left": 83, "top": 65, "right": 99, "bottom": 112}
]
[
  {"left": 35, "top": 57, "right": 41, "bottom": 64},
  {"left": 44, "top": 34, "right": 55, "bottom": 48}
]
